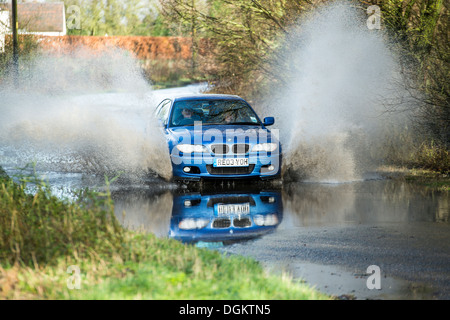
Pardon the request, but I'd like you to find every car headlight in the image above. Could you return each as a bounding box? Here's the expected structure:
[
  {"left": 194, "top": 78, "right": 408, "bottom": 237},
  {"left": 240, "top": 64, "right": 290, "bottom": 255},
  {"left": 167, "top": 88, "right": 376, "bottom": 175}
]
[
  {"left": 252, "top": 143, "right": 278, "bottom": 152},
  {"left": 176, "top": 144, "right": 208, "bottom": 153},
  {"left": 253, "top": 214, "right": 278, "bottom": 226},
  {"left": 179, "top": 218, "right": 209, "bottom": 230}
]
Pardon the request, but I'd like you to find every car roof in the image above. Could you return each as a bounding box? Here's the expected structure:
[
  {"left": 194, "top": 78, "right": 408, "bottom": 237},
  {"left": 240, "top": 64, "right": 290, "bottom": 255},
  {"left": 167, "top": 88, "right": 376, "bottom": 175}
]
[{"left": 172, "top": 94, "right": 245, "bottom": 102}]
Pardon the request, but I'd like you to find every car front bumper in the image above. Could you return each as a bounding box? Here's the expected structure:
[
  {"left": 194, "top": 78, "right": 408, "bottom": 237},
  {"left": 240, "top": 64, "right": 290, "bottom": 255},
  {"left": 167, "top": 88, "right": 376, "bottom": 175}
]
[{"left": 171, "top": 153, "right": 282, "bottom": 181}]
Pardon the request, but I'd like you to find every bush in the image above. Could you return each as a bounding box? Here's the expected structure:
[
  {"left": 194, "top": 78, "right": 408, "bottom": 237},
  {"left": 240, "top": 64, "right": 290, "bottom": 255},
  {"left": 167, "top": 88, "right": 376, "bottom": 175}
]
[
  {"left": 415, "top": 142, "right": 450, "bottom": 174},
  {"left": 0, "top": 174, "right": 124, "bottom": 267}
]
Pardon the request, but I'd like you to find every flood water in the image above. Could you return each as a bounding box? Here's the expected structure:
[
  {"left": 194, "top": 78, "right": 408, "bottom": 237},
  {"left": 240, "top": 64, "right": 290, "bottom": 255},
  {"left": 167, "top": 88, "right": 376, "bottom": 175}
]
[
  {"left": 109, "top": 179, "right": 449, "bottom": 241},
  {"left": 111, "top": 178, "right": 449, "bottom": 300},
  {"left": 4, "top": 165, "right": 447, "bottom": 299},
  {"left": 1, "top": 85, "right": 449, "bottom": 300}
]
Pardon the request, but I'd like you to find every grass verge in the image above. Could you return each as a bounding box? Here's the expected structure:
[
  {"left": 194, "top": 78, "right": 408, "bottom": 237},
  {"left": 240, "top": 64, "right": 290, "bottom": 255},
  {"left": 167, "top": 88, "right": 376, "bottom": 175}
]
[
  {"left": 377, "top": 165, "right": 450, "bottom": 192},
  {"left": 0, "top": 167, "right": 329, "bottom": 300}
]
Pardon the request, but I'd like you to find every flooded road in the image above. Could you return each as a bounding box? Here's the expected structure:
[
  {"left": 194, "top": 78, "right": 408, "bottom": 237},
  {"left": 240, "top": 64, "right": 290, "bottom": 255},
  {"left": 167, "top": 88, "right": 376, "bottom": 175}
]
[
  {"left": 1, "top": 86, "right": 449, "bottom": 300},
  {"left": 108, "top": 179, "right": 450, "bottom": 300},
  {"left": 3, "top": 143, "right": 450, "bottom": 301}
]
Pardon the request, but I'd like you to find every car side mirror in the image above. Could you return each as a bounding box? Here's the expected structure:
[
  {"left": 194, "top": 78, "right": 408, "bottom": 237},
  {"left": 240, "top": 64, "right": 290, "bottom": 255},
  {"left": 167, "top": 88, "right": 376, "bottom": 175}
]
[
  {"left": 263, "top": 117, "right": 274, "bottom": 126},
  {"left": 157, "top": 118, "right": 168, "bottom": 127}
]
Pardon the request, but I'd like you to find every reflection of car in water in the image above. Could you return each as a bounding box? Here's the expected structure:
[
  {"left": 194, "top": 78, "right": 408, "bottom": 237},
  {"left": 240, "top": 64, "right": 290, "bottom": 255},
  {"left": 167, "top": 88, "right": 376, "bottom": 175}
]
[{"left": 169, "top": 190, "right": 283, "bottom": 245}]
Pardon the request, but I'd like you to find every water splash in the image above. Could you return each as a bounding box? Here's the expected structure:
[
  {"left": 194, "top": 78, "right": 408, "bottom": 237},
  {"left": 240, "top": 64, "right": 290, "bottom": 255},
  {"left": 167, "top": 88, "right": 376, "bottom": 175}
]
[
  {"left": 0, "top": 46, "right": 173, "bottom": 181},
  {"left": 262, "top": 2, "right": 410, "bottom": 183}
]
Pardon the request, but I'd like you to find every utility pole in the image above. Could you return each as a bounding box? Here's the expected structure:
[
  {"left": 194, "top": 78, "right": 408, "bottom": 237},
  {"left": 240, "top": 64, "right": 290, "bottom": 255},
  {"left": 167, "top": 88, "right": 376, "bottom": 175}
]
[
  {"left": 11, "top": 0, "right": 19, "bottom": 79},
  {"left": 191, "top": 0, "right": 197, "bottom": 80}
]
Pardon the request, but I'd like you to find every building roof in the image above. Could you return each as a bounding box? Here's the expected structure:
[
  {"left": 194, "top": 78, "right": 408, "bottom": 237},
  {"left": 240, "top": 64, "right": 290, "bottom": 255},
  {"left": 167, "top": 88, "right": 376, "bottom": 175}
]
[{"left": 0, "top": 2, "right": 65, "bottom": 33}]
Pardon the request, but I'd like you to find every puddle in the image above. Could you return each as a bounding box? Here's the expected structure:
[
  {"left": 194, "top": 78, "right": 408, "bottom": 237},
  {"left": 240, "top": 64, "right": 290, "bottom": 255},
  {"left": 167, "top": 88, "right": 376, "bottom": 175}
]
[{"left": 263, "top": 261, "right": 435, "bottom": 300}]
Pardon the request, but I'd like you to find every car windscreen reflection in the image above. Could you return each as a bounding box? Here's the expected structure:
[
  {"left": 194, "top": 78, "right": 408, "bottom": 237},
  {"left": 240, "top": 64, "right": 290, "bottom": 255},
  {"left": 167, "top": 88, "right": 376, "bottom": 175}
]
[{"left": 169, "top": 190, "right": 282, "bottom": 246}]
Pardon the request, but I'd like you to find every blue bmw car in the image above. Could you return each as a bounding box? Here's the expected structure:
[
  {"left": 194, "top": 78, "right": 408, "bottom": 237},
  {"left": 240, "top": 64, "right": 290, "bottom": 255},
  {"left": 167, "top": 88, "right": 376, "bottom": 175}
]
[{"left": 155, "top": 94, "right": 282, "bottom": 181}]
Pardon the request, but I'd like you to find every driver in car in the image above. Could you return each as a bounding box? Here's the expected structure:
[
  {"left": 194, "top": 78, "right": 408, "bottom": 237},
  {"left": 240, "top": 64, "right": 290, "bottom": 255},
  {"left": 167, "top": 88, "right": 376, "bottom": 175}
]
[{"left": 178, "top": 107, "right": 201, "bottom": 125}]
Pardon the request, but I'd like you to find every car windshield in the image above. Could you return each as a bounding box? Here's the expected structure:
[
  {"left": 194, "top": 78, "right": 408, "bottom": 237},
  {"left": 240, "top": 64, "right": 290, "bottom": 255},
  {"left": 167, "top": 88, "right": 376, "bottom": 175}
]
[{"left": 169, "top": 99, "right": 261, "bottom": 127}]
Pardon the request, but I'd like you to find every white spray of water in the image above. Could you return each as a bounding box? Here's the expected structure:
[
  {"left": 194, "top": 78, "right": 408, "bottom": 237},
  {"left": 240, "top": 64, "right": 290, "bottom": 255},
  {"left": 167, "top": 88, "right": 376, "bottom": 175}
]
[
  {"left": 263, "top": 2, "right": 408, "bottom": 183},
  {"left": 0, "top": 47, "right": 173, "bottom": 180}
]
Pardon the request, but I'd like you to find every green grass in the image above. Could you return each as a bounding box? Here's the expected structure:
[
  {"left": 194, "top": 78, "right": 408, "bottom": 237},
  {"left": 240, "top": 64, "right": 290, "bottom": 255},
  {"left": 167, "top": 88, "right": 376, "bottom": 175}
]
[
  {"left": 0, "top": 166, "right": 8, "bottom": 178},
  {"left": 377, "top": 165, "right": 450, "bottom": 192},
  {"left": 404, "top": 169, "right": 450, "bottom": 192},
  {"left": 0, "top": 167, "right": 329, "bottom": 300},
  {"left": 151, "top": 78, "right": 197, "bottom": 90},
  {"left": 0, "top": 170, "right": 123, "bottom": 267},
  {"left": 68, "top": 236, "right": 326, "bottom": 300}
]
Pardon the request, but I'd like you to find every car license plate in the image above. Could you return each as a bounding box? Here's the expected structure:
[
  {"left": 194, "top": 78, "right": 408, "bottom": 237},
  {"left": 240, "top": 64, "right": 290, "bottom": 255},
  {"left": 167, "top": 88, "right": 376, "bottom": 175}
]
[
  {"left": 214, "top": 158, "right": 249, "bottom": 167},
  {"left": 216, "top": 203, "right": 250, "bottom": 215}
]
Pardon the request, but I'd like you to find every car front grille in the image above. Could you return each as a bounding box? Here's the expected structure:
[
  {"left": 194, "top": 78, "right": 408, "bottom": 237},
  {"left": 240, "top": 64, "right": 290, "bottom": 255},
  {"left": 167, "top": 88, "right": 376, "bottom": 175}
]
[
  {"left": 210, "top": 144, "right": 250, "bottom": 155},
  {"left": 212, "top": 218, "right": 231, "bottom": 229},
  {"left": 232, "top": 144, "right": 250, "bottom": 154},
  {"left": 206, "top": 164, "right": 255, "bottom": 175},
  {"left": 211, "top": 144, "right": 229, "bottom": 155},
  {"left": 212, "top": 217, "right": 252, "bottom": 229},
  {"left": 233, "top": 217, "right": 252, "bottom": 228}
]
